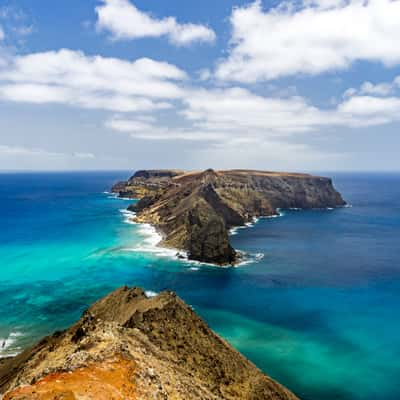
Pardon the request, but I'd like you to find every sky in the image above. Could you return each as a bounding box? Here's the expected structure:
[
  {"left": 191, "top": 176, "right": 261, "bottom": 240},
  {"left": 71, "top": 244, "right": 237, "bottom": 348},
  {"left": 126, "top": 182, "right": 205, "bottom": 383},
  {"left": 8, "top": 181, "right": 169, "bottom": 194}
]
[{"left": 0, "top": 0, "right": 400, "bottom": 172}]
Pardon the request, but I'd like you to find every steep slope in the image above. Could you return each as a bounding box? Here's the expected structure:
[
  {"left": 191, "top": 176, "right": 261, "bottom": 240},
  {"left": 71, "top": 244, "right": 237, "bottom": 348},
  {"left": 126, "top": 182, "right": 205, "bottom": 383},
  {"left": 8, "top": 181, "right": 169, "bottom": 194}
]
[
  {"left": 113, "top": 169, "right": 346, "bottom": 264},
  {"left": 0, "top": 286, "right": 299, "bottom": 400}
]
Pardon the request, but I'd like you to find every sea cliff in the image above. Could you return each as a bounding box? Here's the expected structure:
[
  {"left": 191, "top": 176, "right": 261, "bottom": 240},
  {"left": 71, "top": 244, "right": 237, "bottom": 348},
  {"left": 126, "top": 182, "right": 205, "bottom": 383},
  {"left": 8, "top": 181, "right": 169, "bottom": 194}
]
[
  {"left": 0, "top": 286, "right": 298, "bottom": 400},
  {"left": 112, "top": 169, "right": 346, "bottom": 265}
]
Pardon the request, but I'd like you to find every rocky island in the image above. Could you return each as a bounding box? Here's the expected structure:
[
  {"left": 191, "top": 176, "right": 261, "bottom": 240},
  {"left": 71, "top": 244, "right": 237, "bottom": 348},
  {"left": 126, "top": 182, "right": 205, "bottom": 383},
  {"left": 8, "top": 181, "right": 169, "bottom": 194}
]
[
  {"left": 0, "top": 286, "right": 298, "bottom": 400},
  {"left": 112, "top": 169, "right": 345, "bottom": 265}
]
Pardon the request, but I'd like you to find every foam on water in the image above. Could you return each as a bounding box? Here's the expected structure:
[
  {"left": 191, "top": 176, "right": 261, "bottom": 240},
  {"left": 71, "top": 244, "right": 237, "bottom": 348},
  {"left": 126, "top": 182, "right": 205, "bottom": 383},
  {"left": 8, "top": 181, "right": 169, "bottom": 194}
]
[
  {"left": 119, "top": 207, "right": 268, "bottom": 268},
  {"left": 119, "top": 210, "right": 180, "bottom": 259},
  {"left": 127, "top": 224, "right": 180, "bottom": 259},
  {"left": 235, "top": 252, "right": 265, "bottom": 267},
  {"left": 230, "top": 217, "right": 261, "bottom": 236},
  {"left": 118, "top": 203, "right": 337, "bottom": 270},
  {"left": 260, "top": 209, "right": 286, "bottom": 219},
  {"left": 137, "top": 224, "right": 162, "bottom": 247},
  {"left": 106, "top": 192, "right": 134, "bottom": 201},
  {"left": 2, "top": 172, "right": 400, "bottom": 400},
  {"left": 119, "top": 209, "right": 136, "bottom": 225},
  {"left": 0, "top": 331, "right": 23, "bottom": 358},
  {"left": 118, "top": 207, "right": 220, "bottom": 264},
  {"left": 230, "top": 212, "right": 285, "bottom": 236}
]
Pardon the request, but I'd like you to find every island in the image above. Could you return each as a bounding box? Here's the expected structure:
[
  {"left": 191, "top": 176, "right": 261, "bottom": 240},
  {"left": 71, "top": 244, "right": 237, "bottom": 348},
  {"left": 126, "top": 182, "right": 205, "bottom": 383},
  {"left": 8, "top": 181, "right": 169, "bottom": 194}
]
[
  {"left": 112, "top": 169, "right": 346, "bottom": 265},
  {"left": 0, "top": 286, "right": 298, "bottom": 400}
]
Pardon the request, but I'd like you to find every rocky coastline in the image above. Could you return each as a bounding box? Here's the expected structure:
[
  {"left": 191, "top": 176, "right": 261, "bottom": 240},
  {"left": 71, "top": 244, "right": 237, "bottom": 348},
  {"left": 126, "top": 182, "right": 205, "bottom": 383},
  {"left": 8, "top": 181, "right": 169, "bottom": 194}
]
[
  {"left": 0, "top": 286, "right": 299, "bottom": 400},
  {"left": 112, "top": 169, "right": 346, "bottom": 265}
]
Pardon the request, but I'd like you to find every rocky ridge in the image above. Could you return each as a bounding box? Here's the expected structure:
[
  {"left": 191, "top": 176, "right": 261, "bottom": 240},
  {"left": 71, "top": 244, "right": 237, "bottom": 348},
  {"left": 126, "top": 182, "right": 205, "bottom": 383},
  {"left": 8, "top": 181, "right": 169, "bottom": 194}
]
[
  {"left": 0, "top": 286, "right": 299, "bottom": 400},
  {"left": 112, "top": 169, "right": 346, "bottom": 265}
]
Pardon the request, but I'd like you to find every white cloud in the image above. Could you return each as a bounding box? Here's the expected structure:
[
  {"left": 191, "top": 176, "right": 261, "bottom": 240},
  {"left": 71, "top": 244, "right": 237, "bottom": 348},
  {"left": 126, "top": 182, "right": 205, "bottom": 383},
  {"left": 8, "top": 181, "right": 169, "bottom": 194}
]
[
  {"left": 189, "top": 137, "right": 344, "bottom": 172},
  {"left": 197, "top": 68, "right": 211, "bottom": 81},
  {"left": 343, "top": 76, "right": 400, "bottom": 98},
  {"left": 216, "top": 0, "right": 400, "bottom": 82},
  {"left": 12, "top": 25, "right": 34, "bottom": 37},
  {"left": 0, "top": 5, "right": 34, "bottom": 41},
  {"left": 0, "top": 49, "right": 186, "bottom": 112},
  {"left": 182, "top": 87, "right": 333, "bottom": 135},
  {"left": 0, "top": 145, "right": 101, "bottom": 170},
  {"left": 0, "top": 145, "right": 96, "bottom": 160},
  {"left": 0, "top": 5, "right": 26, "bottom": 21},
  {"left": 73, "top": 152, "right": 95, "bottom": 159},
  {"left": 302, "top": 0, "right": 347, "bottom": 9},
  {"left": 4, "top": 47, "right": 399, "bottom": 145},
  {"left": 96, "top": 0, "right": 216, "bottom": 46},
  {"left": 359, "top": 82, "right": 394, "bottom": 97},
  {"left": 106, "top": 117, "right": 154, "bottom": 133},
  {"left": 0, "top": 145, "right": 96, "bottom": 159},
  {"left": 106, "top": 86, "right": 400, "bottom": 145},
  {"left": 338, "top": 96, "right": 400, "bottom": 119},
  {"left": 342, "top": 87, "right": 357, "bottom": 99},
  {"left": 0, "top": 144, "right": 60, "bottom": 157},
  {"left": 105, "top": 116, "right": 227, "bottom": 141},
  {"left": 181, "top": 86, "right": 400, "bottom": 140}
]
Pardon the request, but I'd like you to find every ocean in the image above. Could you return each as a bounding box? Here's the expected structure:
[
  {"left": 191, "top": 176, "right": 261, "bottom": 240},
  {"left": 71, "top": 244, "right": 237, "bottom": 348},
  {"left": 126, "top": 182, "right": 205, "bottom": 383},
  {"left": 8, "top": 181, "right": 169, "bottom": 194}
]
[{"left": 0, "top": 171, "right": 399, "bottom": 400}]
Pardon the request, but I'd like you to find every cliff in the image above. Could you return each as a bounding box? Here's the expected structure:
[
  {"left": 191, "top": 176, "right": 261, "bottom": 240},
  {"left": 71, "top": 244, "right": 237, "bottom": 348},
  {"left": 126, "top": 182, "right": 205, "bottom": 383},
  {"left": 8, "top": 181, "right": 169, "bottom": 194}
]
[
  {"left": 113, "top": 169, "right": 346, "bottom": 265},
  {"left": 0, "top": 286, "right": 299, "bottom": 400}
]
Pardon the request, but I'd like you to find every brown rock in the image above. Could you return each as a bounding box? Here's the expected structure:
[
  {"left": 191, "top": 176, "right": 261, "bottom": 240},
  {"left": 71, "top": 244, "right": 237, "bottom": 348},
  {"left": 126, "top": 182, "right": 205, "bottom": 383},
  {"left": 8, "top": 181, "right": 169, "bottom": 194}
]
[
  {"left": 0, "top": 287, "right": 299, "bottom": 400},
  {"left": 114, "top": 169, "right": 346, "bottom": 264}
]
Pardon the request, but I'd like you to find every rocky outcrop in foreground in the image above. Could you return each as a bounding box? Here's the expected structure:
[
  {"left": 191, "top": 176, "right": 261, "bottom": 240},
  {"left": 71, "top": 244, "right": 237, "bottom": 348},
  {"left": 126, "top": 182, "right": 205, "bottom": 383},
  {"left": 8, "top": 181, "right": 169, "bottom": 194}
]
[
  {"left": 113, "top": 169, "right": 346, "bottom": 265},
  {"left": 0, "top": 286, "right": 298, "bottom": 400}
]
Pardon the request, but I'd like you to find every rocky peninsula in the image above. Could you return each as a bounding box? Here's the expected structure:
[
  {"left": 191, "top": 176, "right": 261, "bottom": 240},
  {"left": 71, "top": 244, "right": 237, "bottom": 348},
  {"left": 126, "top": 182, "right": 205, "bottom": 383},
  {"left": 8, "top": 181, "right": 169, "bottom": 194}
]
[
  {"left": 112, "top": 169, "right": 345, "bottom": 265},
  {"left": 0, "top": 286, "right": 298, "bottom": 400}
]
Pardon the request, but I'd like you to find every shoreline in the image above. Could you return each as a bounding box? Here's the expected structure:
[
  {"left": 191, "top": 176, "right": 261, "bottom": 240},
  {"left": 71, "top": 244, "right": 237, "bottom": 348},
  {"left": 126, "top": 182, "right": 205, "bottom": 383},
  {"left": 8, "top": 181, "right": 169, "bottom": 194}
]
[
  {"left": 114, "top": 195, "right": 345, "bottom": 268},
  {"left": 110, "top": 169, "right": 346, "bottom": 265},
  {"left": 118, "top": 203, "right": 265, "bottom": 268},
  {"left": 0, "top": 332, "right": 23, "bottom": 360}
]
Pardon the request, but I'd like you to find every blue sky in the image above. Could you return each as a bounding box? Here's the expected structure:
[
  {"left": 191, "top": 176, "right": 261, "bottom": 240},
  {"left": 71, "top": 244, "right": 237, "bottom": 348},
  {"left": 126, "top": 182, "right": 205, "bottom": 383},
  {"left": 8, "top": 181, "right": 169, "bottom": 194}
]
[{"left": 0, "top": 0, "right": 399, "bottom": 171}]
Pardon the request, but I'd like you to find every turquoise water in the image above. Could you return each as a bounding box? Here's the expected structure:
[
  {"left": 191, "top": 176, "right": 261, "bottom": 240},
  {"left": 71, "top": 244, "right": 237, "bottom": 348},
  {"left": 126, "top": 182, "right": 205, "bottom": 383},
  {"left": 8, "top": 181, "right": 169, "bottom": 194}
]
[{"left": 1, "top": 171, "right": 399, "bottom": 400}]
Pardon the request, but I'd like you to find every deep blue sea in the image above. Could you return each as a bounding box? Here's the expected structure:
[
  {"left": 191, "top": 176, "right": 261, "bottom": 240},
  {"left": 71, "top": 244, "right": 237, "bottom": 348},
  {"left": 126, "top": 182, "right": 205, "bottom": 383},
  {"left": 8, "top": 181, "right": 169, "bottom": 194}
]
[{"left": 1, "top": 171, "right": 399, "bottom": 400}]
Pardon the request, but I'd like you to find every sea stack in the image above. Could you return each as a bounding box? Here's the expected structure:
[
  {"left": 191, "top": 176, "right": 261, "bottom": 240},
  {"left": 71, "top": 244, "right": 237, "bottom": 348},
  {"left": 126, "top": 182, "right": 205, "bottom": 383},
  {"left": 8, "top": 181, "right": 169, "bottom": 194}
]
[{"left": 112, "top": 169, "right": 346, "bottom": 265}]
